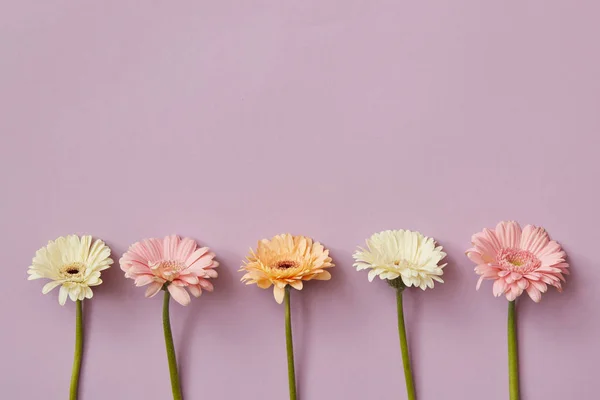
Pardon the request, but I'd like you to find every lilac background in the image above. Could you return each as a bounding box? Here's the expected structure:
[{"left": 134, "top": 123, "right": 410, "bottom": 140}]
[{"left": 1, "top": 1, "right": 599, "bottom": 399}]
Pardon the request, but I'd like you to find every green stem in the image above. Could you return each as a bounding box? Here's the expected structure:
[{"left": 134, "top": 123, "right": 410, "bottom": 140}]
[
  {"left": 508, "top": 301, "right": 520, "bottom": 400},
  {"left": 69, "top": 300, "right": 83, "bottom": 400},
  {"left": 284, "top": 287, "right": 297, "bottom": 400},
  {"left": 163, "top": 290, "right": 183, "bottom": 400},
  {"left": 396, "top": 289, "right": 416, "bottom": 400}
]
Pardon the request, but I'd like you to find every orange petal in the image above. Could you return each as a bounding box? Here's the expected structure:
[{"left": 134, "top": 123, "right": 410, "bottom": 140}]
[
  {"left": 273, "top": 285, "right": 285, "bottom": 304},
  {"left": 314, "top": 271, "right": 331, "bottom": 280}
]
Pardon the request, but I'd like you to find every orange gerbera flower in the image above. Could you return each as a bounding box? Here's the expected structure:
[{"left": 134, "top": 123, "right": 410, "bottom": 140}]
[{"left": 240, "top": 233, "right": 333, "bottom": 303}]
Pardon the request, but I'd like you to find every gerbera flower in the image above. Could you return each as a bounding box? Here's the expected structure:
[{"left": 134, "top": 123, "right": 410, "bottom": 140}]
[
  {"left": 241, "top": 233, "right": 333, "bottom": 400},
  {"left": 240, "top": 233, "right": 334, "bottom": 304},
  {"left": 353, "top": 230, "right": 446, "bottom": 290},
  {"left": 121, "top": 235, "right": 218, "bottom": 400},
  {"left": 27, "top": 234, "right": 113, "bottom": 305},
  {"left": 352, "top": 230, "right": 446, "bottom": 400},
  {"left": 466, "top": 221, "right": 569, "bottom": 302},
  {"left": 120, "top": 235, "right": 218, "bottom": 306},
  {"left": 27, "top": 234, "right": 113, "bottom": 399}
]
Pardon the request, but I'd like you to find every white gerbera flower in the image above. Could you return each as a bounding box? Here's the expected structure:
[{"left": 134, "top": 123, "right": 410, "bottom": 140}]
[
  {"left": 28, "top": 235, "right": 113, "bottom": 305},
  {"left": 353, "top": 230, "right": 446, "bottom": 290}
]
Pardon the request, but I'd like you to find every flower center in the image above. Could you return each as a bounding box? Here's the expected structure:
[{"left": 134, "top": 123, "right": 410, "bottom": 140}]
[
  {"left": 150, "top": 260, "right": 185, "bottom": 281},
  {"left": 498, "top": 248, "right": 540, "bottom": 272},
  {"left": 61, "top": 262, "right": 85, "bottom": 278},
  {"left": 275, "top": 261, "right": 297, "bottom": 270}
]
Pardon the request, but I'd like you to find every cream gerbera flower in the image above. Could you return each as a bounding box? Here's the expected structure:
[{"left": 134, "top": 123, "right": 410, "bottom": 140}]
[
  {"left": 28, "top": 235, "right": 113, "bottom": 305},
  {"left": 353, "top": 230, "right": 446, "bottom": 289},
  {"left": 240, "top": 233, "right": 334, "bottom": 303}
]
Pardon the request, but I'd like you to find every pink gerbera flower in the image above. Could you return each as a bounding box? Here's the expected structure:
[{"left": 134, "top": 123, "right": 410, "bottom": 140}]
[
  {"left": 120, "top": 235, "right": 218, "bottom": 306},
  {"left": 466, "top": 221, "right": 569, "bottom": 302}
]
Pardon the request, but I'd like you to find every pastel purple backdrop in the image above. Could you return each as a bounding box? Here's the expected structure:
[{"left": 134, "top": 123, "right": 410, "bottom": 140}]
[{"left": 1, "top": 1, "right": 599, "bottom": 399}]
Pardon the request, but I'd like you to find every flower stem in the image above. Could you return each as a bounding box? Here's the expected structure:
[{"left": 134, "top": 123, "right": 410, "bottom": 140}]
[
  {"left": 69, "top": 300, "right": 83, "bottom": 400},
  {"left": 284, "top": 286, "right": 297, "bottom": 400},
  {"left": 163, "top": 290, "right": 183, "bottom": 400},
  {"left": 396, "top": 289, "right": 416, "bottom": 400},
  {"left": 508, "top": 300, "right": 520, "bottom": 400}
]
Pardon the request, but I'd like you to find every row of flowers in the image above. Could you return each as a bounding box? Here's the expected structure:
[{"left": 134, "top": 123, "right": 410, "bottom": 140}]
[{"left": 28, "top": 221, "right": 569, "bottom": 400}]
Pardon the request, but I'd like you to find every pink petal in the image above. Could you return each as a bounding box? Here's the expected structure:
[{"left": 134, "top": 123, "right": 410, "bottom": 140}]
[
  {"left": 555, "top": 262, "right": 570, "bottom": 273},
  {"left": 143, "top": 238, "right": 165, "bottom": 264},
  {"left": 495, "top": 221, "right": 522, "bottom": 249},
  {"left": 471, "top": 230, "right": 501, "bottom": 263},
  {"left": 526, "top": 285, "right": 542, "bottom": 302},
  {"left": 177, "top": 237, "right": 197, "bottom": 263},
  {"left": 524, "top": 273, "right": 540, "bottom": 281},
  {"left": 476, "top": 276, "right": 484, "bottom": 290},
  {"left": 198, "top": 278, "right": 214, "bottom": 292},
  {"left": 493, "top": 279, "right": 507, "bottom": 297},
  {"left": 530, "top": 280, "right": 547, "bottom": 293},
  {"left": 555, "top": 283, "right": 564, "bottom": 292},
  {"left": 511, "top": 272, "right": 523, "bottom": 281},
  {"left": 205, "top": 261, "right": 219, "bottom": 270},
  {"left": 466, "top": 249, "right": 485, "bottom": 265},
  {"left": 510, "top": 284, "right": 523, "bottom": 298},
  {"left": 475, "top": 264, "right": 500, "bottom": 278},
  {"left": 163, "top": 235, "right": 181, "bottom": 260},
  {"left": 135, "top": 275, "right": 155, "bottom": 287},
  {"left": 536, "top": 240, "right": 564, "bottom": 260},
  {"left": 538, "top": 246, "right": 567, "bottom": 268},
  {"left": 516, "top": 279, "right": 529, "bottom": 290},
  {"left": 145, "top": 282, "right": 163, "bottom": 298},
  {"left": 519, "top": 225, "right": 549, "bottom": 256},
  {"left": 188, "top": 284, "right": 202, "bottom": 298},
  {"left": 505, "top": 284, "right": 523, "bottom": 301},
  {"left": 178, "top": 274, "right": 199, "bottom": 285},
  {"left": 187, "top": 253, "right": 215, "bottom": 271},
  {"left": 126, "top": 261, "right": 152, "bottom": 275},
  {"left": 201, "top": 268, "right": 218, "bottom": 279},
  {"left": 541, "top": 275, "right": 559, "bottom": 285},
  {"left": 185, "top": 247, "right": 210, "bottom": 267},
  {"left": 168, "top": 284, "right": 191, "bottom": 306}
]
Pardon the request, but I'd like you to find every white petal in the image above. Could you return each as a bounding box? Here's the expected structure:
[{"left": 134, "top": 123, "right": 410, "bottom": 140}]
[
  {"left": 367, "top": 269, "right": 379, "bottom": 282},
  {"left": 58, "top": 285, "right": 69, "bottom": 305},
  {"left": 42, "top": 280, "right": 62, "bottom": 294}
]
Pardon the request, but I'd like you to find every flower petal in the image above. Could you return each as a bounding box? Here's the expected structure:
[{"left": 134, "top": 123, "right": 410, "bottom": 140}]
[
  {"left": 314, "top": 271, "right": 331, "bottom": 280},
  {"left": 42, "top": 280, "right": 62, "bottom": 294},
  {"left": 526, "top": 285, "right": 542, "bottom": 302},
  {"left": 495, "top": 221, "right": 522, "bottom": 249},
  {"left": 58, "top": 285, "right": 69, "bottom": 306},
  {"left": 519, "top": 225, "right": 549, "bottom": 256},
  {"left": 273, "top": 285, "right": 285, "bottom": 304},
  {"left": 493, "top": 279, "right": 507, "bottom": 297},
  {"left": 289, "top": 280, "right": 303, "bottom": 290},
  {"left": 145, "top": 282, "right": 163, "bottom": 298},
  {"left": 168, "top": 284, "right": 191, "bottom": 306},
  {"left": 188, "top": 284, "right": 202, "bottom": 298},
  {"left": 135, "top": 275, "right": 155, "bottom": 287}
]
